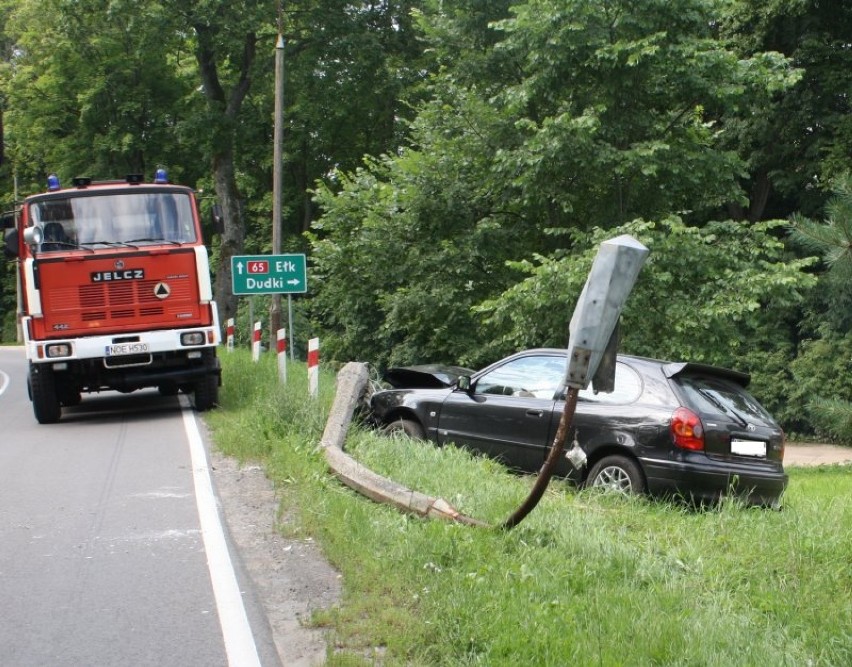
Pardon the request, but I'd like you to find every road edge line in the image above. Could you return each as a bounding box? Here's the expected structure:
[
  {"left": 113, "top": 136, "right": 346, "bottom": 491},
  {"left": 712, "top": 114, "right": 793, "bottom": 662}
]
[{"left": 181, "top": 396, "right": 262, "bottom": 667}]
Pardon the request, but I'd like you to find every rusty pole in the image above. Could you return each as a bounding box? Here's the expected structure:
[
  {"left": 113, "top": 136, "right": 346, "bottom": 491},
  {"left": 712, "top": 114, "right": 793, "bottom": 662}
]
[{"left": 502, "top": 386, "right": 579, "bottom": 530}]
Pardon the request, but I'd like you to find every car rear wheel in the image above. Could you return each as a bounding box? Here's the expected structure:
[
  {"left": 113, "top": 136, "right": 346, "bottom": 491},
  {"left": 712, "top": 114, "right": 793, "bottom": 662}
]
[
  {"left": 383, "top": 418, "right": 425, "bottom": 439},
  {"left": 588, "top": 455, "right": 645, "bottom": 495}
]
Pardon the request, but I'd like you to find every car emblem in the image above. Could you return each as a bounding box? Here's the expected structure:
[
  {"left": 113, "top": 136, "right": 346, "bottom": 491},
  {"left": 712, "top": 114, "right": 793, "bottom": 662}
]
[
  {"left": 115, "top": 260, "right": 125, "bottom": 270},
  {"left": 154, "top": 282, "right": 171, "bottom": 299},
  {"left": 746, "top": 423, "right": 756, "bottom": 432}
]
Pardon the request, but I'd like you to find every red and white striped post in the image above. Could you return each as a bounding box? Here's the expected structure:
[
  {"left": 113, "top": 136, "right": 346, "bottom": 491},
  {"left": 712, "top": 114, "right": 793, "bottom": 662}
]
[
  {"left": 252, "top": 321, "right": 262, "bottom": 362},
  {"left": 276, "top": 328, "right": 287, "bottom": 383},
  {"left": 307, "top": 337, "right": 319, "bottom": 398},
  {"left": 226, "top": 318, "right": 235, "bottom": 352}
]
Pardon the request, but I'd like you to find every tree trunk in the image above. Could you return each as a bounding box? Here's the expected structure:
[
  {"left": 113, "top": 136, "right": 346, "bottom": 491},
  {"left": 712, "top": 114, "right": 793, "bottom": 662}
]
[
  {"left": 748, "top": 169, "right": 772, "bottom": 222},
  {"left": 192, "top": 23, "right": 257, "bottom": 333},
  {"left": 211, "top": 151, "right": 243, "bottom": 327}
]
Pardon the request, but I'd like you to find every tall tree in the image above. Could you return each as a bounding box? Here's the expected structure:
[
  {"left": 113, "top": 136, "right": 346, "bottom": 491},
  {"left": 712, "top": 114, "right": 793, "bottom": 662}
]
[
  {"left": 285, "top": 0, "right": 425, "bottom": 235},
  {"left": 165, "top": 0, "right": 271, "bottom": 327},
  {"left": 720, "top": 0, "right": 852, "bottom": 220},
  {"left": 0, "top": 0, "right": 195, "bottom": 186},
  {"left": 309, "top": 0, "right": 800, "bottom": 366},
  {"left": 788, "top": 173, "right": 852, "bottom": 443},
  {"left": 488, "top": 0, "right": 798, "bottom": 230}
]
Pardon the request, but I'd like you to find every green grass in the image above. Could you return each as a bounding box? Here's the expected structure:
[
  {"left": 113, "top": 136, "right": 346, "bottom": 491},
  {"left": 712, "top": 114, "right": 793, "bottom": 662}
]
[{"left": 207, "top": 352, "right": 852, "bottom": 666}]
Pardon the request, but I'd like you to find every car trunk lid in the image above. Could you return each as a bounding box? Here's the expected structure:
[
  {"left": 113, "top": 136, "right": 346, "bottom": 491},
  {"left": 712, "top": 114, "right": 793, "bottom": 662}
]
[{"left": 665, "top": 365, "right": 785, "bottom": 463}]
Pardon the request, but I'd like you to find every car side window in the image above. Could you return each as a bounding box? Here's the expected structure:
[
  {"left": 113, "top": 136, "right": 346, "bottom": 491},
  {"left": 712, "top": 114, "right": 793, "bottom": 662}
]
[
  {"left": 577, "top": 362, "right": 642, "bottom": 404},
  {"left": 475, "top": 355, "right": 565, "bottom": 399}
]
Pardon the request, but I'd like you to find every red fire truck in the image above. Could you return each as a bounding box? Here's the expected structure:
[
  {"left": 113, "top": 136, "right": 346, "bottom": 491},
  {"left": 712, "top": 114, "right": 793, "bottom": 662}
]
[{"left": 2, "top": 170, "right": 221, "bottom": 423}]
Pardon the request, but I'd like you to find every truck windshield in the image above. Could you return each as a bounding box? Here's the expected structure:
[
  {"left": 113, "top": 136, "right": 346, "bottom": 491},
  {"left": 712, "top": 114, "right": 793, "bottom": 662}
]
[{"left": 29, "top": 192, "right": 198, "bottom": 250}]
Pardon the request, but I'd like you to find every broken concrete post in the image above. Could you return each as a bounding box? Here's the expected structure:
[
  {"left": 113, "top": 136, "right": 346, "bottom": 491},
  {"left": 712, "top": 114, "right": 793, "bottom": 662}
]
[{"left": 319, "top": 362, "right": 487, "bottom": 527}]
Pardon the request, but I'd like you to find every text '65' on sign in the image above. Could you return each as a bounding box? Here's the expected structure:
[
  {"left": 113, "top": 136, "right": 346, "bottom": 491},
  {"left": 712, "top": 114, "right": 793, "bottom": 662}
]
[{"left": 231, "top": 254, "right": 308, "bottom": 295}]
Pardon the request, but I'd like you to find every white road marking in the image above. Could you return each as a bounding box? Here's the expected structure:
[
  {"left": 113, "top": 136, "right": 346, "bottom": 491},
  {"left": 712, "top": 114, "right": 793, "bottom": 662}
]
[
  {"left": 0, "top": 370, "right": 9, "bottom": 397},
  {"left": 130, "top": 490, "right": 192, "bottom": 499},
  {"left": 181, "top": 396, "right": 262, "bottom": 667}
]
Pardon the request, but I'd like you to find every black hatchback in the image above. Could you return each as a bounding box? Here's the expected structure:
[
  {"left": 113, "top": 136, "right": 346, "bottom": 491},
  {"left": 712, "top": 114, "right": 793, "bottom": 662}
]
[{"left": 369, "top": 349, "right": 788, "bottom": 506}]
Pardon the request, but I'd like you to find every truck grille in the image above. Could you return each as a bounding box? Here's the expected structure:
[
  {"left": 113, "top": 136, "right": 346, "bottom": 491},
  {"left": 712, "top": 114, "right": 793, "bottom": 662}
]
[
  {"left": 35, "top": 250, "right": 205, "bottom": 338},
  {"left": 77, "top": 281, "right": 171, "bottom": 320},
  {"left": 45, "top": 277, "right": 194, "bottom": 324}
]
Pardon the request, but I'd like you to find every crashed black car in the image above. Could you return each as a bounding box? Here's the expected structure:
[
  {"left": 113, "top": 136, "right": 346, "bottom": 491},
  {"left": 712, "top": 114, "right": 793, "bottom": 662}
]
[{"left": 370, "top": 349, "right": 788, "bottom": 506}]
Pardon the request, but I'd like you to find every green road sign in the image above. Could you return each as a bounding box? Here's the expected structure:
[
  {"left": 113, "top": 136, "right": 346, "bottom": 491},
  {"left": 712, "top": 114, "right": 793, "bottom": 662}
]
[{"left": 231, "top": 254, "right": 307, "bottom": 295}]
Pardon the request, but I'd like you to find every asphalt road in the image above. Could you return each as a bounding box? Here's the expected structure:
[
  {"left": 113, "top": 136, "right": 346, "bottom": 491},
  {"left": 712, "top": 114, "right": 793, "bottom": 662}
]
[{"left": 0, "top": 347, "right": 282, "bottom": 667}]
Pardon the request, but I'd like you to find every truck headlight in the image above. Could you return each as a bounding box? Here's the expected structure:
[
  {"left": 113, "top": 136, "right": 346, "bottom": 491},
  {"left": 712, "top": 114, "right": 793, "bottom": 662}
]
[
  {"left": 45, "top": 343, "right": 72, "bottom": 358},
  {"left": 181, "top": 332, "right": 205, "bottom": 346}
]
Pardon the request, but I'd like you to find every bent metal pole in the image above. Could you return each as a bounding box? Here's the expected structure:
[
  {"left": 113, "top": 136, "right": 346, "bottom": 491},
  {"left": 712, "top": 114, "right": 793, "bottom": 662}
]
[{"left": 502, "top": 386, "right": 579, "bottom": 530}]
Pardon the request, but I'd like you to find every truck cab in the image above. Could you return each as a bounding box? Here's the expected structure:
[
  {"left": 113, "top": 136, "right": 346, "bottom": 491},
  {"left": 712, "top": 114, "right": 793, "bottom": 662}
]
[{"left": 3, "top": 171, "right": 221, "bottom": 423}]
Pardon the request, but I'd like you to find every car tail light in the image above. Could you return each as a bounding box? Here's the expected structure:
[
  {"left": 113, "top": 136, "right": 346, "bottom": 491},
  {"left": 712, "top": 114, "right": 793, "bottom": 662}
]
[{"left": 671, "top": 407, "right": 704, "bottom": 451}]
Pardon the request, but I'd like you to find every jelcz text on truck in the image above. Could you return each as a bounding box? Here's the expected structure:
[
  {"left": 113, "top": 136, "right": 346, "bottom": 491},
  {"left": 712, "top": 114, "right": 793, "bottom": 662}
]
[{"left": 2, "top": 171, "right": 221, "bottom": 424}]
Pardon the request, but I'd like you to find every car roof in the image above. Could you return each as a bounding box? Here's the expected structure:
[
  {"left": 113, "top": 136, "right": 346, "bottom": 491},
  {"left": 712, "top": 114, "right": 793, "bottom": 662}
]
[{"left": 511, "top": 348, "right": 751, "bottom": 387}]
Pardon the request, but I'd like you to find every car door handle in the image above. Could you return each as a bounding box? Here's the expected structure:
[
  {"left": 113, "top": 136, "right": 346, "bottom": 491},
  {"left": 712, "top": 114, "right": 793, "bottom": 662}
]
[{"left": 526, "top": 409, "right": 544, "bottom": 418}]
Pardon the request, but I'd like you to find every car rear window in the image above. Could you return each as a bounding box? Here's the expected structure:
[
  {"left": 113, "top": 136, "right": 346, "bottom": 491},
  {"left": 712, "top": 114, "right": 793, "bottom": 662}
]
[{"left": 675, "top": 375, "right": 775, "bottom": 425}]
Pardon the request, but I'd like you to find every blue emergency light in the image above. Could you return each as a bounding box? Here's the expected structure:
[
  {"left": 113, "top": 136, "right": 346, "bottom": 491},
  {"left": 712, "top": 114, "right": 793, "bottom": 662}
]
[
  {"left": 154, "top": 168, "right": 169, "bottom": 184},
  {"left": 47, "top": 174, "right": 61, "bottom": 191}
]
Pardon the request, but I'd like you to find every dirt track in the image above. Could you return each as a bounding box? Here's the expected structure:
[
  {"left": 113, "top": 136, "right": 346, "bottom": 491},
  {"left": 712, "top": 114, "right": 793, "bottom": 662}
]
[{"left": 784, "top": 443, "right": 852, "bottom": 466}]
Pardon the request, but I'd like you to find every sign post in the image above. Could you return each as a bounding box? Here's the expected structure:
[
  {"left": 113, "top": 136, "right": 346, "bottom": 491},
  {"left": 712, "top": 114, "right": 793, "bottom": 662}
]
[
  {"left": 232, "top": 254, "right": 307, "bottom": 356},
  {"left": 252, "top": 321, "right": 262, "bottom": 362},
  {"left": 276, "top": 328, "right": 287, "bottom": 383},
  {"left": 226, "top": 318, "right": 235, "bottom": 352},
  {"left": 308, "top": 338, "right": 319, "bottom": 398}
]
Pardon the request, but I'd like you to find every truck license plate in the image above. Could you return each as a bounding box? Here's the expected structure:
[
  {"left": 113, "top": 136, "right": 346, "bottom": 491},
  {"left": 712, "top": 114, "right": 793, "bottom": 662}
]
[{"left": 105, "top": 343, "right": 150, "bottom": 356}]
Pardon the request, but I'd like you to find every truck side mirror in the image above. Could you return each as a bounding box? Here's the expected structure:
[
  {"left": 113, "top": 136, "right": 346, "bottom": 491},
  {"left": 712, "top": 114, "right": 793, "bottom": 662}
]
[{"left": 3, "top": 227, "right": 18, "bottom": 258}]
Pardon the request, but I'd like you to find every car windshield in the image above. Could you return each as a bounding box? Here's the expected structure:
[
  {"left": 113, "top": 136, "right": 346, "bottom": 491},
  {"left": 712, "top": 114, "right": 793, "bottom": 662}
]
[
  {"left": 29, "top": 192, "right": 197, "bottom": 251},
  {"left": 676, "top": 375, "right": 775, "bottom": 425}
]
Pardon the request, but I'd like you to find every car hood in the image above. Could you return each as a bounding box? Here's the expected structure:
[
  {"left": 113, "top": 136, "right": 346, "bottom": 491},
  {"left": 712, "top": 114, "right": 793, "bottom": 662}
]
[{"left": 383, "top": 364, "right": 474, "bottom": 389}]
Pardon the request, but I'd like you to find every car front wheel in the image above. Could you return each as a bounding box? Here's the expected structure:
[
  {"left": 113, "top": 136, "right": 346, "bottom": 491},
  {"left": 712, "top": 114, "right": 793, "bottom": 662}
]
[
  {"left": 382, "top": 418, "right": 425, "bottom": 439},
  {"left": 587, "top": 455, "right": 645, "bottom": 495}
]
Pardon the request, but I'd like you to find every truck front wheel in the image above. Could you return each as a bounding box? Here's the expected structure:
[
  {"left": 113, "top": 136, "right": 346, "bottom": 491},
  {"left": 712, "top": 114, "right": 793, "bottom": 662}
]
[
  {"left": 29, "top": 364, "right": 62, "bottom": 424},
  {"left": 193, "top": 373, "right": 219, "bottom": 412}
]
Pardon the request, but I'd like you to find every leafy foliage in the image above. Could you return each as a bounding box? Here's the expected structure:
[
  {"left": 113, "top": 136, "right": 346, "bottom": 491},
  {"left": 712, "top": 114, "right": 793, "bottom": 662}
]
[
  {"left": 790, "top": 172, "right": 852, "bottom": 334},
  {"left": 1, "top": 0, "right": 196, "bottom": 185},
  {"left": 308, "top": 0, "right": 813, "bottom": 387},
  {"left": 478, "top": 217, "right": 816, "bottom": 364},
  {"left": 720, "top": 0, "right": 852, "bottom": 218},
  {"left": 486, "top": 0, "right": 798, "bottom": 228},
  {"left": 787, "top": 174, "right": 852, "bottom": 442}
]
